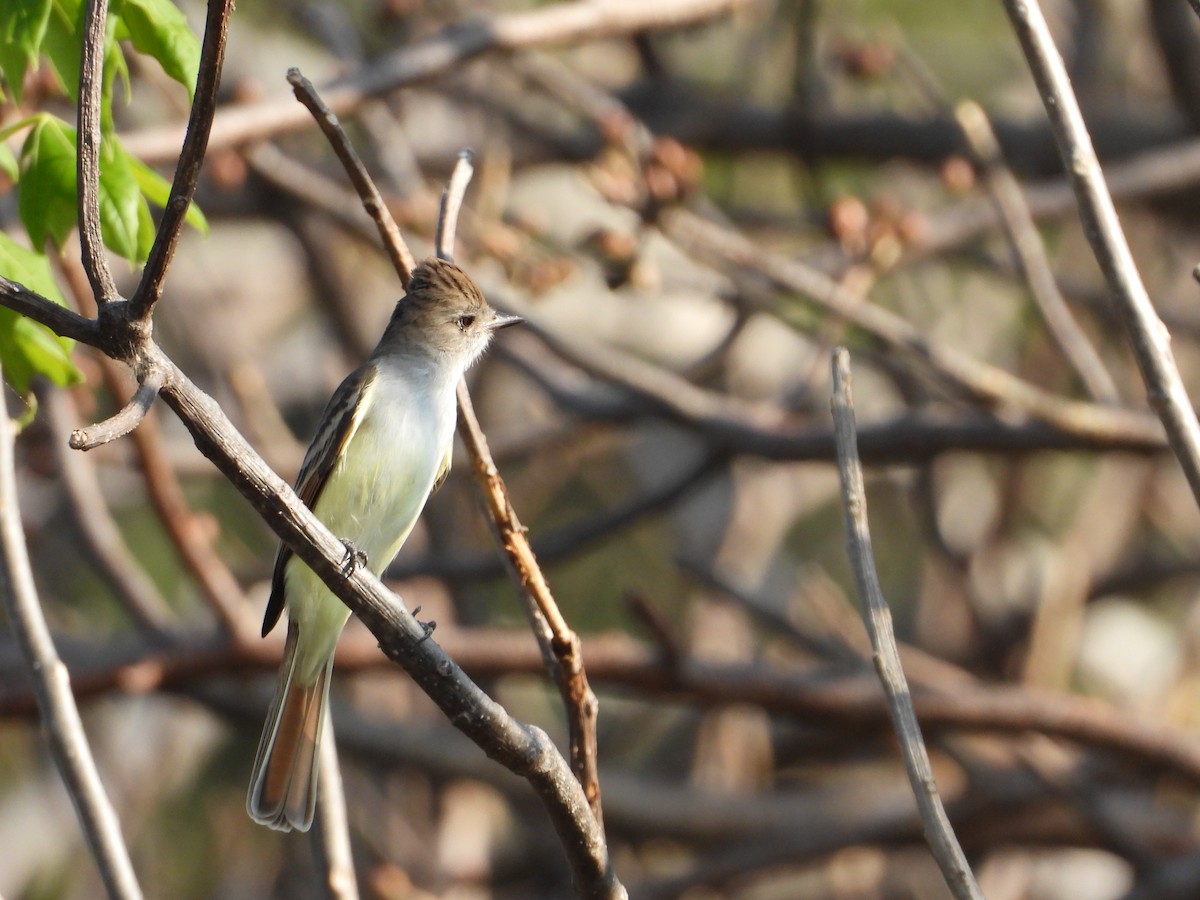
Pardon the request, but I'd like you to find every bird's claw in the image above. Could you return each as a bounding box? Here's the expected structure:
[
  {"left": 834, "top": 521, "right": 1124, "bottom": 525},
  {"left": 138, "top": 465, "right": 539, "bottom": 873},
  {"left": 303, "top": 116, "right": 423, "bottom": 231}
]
[{"left": 340, "top": 540, "right": 368, "bottom": 577}]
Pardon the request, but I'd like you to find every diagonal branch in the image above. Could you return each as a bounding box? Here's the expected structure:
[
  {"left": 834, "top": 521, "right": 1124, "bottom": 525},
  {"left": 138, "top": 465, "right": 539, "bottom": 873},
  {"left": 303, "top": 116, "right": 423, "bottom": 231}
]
[
  {"left": 286, "top": 68, "right": 417, "bottom": 287},
  {"left": 1002, "top": 0, "right": 1200, "bottom": 509},
  {"left": 829, "top": 347, "right": 982, "bottom": 900},
  {"left": 131, "top": 0, "right": 235, "bottom": 320},
  {"left": 68, "top": 368, "right": 163, "bottom": 450},
  {"left": 123, "top": 0, "right": 757, "bottom": 164},
  {"left": 147, "top": 346, "right": 623, "bottom": 897}
]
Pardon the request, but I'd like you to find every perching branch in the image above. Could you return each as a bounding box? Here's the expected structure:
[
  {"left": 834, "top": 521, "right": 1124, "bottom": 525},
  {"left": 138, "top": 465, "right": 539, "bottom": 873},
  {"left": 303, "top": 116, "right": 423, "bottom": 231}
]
[
  {"left": 829, "top": 347, "right": 983, "bottom": 900},
  {"left": 0, "top": 361, "right": 143, "bottom": 900}
]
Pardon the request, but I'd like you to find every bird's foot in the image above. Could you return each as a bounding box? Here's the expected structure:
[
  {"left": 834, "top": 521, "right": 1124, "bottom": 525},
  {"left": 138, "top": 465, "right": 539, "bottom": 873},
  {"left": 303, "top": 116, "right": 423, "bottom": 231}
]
[
  {"left": 412, "top": 606, "right": 437, "bottom": 645},
  {"left": 340, "top": 540, "right": 368, "bottom": 577}
]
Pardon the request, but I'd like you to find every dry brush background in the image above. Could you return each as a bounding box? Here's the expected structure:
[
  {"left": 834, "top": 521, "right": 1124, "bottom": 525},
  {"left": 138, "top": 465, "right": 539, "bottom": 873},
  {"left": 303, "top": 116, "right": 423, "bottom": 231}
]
[{"left": 8, "top": 0, "right": 1200, "bottom": 897}]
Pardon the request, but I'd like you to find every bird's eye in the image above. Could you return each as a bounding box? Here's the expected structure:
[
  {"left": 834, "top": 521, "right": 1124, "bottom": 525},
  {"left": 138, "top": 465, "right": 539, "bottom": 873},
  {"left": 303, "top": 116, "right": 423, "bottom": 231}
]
[{"left": 456, "top": 314, "right": 476, "bottom": 331}]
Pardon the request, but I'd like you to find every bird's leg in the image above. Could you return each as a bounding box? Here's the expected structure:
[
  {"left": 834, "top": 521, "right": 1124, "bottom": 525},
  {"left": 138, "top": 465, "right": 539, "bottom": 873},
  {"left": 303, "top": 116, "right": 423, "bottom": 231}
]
[{"left": 339, "top": 540, "right": 368, "bottom": 577}]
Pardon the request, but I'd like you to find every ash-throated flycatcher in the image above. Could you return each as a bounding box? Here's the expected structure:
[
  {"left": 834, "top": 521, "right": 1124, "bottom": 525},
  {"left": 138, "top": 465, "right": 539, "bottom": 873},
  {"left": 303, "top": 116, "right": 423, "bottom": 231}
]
[{"left": 247, "top": 257, "right": 520, "bottom": 832}]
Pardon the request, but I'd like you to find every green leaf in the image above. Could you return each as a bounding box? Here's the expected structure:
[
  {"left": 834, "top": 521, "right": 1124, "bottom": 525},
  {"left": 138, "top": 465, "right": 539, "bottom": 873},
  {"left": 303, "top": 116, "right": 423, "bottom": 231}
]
[
  {"left": 115, "top": 0, "right": 199, "bottom": 100},
  {"left": 0, "top": 0, "right": 53, "bottom": 105},
  {"left": 0, "top": 143, "right": 17, "bottom": 182},
  {"left": 20, "top": 119, "right": 152, "bottom": 262},
  {"left": 0, "top": 233, "right": 82, "bottom": 393},
  {"left": 97, "top": 135, "right": 144, "bottom": 261},
  {"left": 128, "top": 155, "right": 209, "bottom": 234},
  {"left": 19, "top": 116, "right": 78, "bottom": 250},
  {"left": 41, "top": 0, "right": 83, "bottom": 101}
]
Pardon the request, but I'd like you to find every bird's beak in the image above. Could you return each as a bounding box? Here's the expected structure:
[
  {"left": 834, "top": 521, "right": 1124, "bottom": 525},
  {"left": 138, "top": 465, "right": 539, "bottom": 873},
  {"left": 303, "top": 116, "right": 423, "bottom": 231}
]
[{"left": 489, "top": 313, "right": 524, "bottom": 332}]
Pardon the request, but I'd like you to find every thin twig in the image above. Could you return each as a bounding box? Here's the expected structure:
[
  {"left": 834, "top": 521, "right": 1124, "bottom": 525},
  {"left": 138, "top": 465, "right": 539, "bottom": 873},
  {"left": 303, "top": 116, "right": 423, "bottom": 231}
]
[
  {"left": 131, "top": 0, "right": 235, "bottom": 320},
  {"left": 0, "top": 361, "right": 143, "bottom": 900},
  {"left": 665, "top": 209, "right": 1163, "bottom": 446},
  {"left": 436, "top": 149, "right": 475, "bottom": 261},
  {"left": 68, "top": 369, "right": 163, "bottom": 450},
  {"left": 286, "top": 68, "right": 416, "bottom": 287},
  {"left": 829, "top": 346, "right": 983, "bottom": 900},
  {"left": 456, "top": 382, "right": 605, "bottom": 824},
  {"left": 77, "top": 0, "right": 119, "bottom": 304},
  {"left": 1002, "top": 0, "right": 1200, "bottom": 509},
  {"left": 953, "top": 97, "right": 1119, "bottom": 404},
  {"left": 438, "top": 154, "right": 604, "bottom": 822},
  {"left": 313, "top": 723, "right": 360, "bottom": 900}
]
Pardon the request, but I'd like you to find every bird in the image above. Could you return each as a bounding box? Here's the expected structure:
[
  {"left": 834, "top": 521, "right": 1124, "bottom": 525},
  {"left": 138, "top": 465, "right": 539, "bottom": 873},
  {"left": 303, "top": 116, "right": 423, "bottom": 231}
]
[{"left": 247, "top": 257, "right": 521, "bottom": 832}]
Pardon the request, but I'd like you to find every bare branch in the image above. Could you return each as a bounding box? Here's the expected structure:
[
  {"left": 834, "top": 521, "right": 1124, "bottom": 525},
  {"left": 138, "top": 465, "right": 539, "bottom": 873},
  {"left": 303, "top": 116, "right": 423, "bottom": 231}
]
[
  {"left": 829, "top": 346, "right": 982, "bottom": 900},
  {"left": 312, "top": 724, "right": 360, "bottom": 900},
  {"left": 952, "top": 99, "right": 1119, "bottom": 404},
  {"left": 456, "top": 382, "right": 606, "bottom": 824},
  {"left": 1003, "top": 0, "right": 1200, "bottom": 508},
  {"left": 0, "top": 361, "right": 143, "bottom": 900},
  {"left": 436, "top": 149, "right": 476, "bottom": 261},
  {"left": 665, "top": 209, "right": 1163, "bottom": 446},
  {"left": 0, "top": 276, "right": 99, "bottom": 345},
  {"left": 68, "top": 367, "right": 163, "bottom": 451},
  {"left": 77, "top": 0, "right": 119, "bottom": 304},
  {"left": 286, "top": 67, "right": 417, "bottom": 287},
  {"left": 131, "top": 0, "right": 235, "bottom": 320}
]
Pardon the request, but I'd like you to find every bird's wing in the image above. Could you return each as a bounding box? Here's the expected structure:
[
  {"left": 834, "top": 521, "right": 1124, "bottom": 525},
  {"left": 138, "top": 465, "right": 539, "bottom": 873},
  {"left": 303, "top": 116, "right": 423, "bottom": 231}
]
[
  {"left": 429, "top": 443, "right": 453, "bottom": 495},
  {"left": 261, "top": 363, "right": 379, "bottom": 637}
]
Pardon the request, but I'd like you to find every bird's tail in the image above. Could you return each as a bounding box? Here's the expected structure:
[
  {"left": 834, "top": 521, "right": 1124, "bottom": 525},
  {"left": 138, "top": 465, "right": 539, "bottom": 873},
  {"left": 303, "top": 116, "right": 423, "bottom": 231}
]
[{"left": 246, "top": 621, "right": 332, "bottom": 832}]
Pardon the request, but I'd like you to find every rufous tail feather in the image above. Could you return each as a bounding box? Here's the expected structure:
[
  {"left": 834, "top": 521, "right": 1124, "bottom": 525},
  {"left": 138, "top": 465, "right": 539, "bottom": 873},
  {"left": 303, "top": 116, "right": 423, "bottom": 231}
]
[{"left": 247, "top": 621, "right": 332, "bottom": 832}]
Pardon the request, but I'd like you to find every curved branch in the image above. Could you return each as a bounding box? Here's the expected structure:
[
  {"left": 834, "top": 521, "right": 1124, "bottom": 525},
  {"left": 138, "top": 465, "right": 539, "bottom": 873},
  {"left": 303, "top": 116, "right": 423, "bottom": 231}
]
[{"left": 68, "top": 368, "right": 164, "bottom": 451}]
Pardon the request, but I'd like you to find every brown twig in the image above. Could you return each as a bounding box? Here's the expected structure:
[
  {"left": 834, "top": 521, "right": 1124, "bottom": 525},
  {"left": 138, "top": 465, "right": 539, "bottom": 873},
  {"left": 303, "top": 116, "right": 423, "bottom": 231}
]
[
  {"left": 131, "top": 0, "right": 235, "bottom": 321},
  {"left": 0, "top": 360, "right": 143, "bottom": 899},
  {"left": 455, "top": 382, "right": 605, "bottom": 824},
  {"left": 436, "top": 149, "right": 475, "bottom": 262},
  {"left": 68, "top": 369, "right": 163, "bottom": 450},
  {"left": 77, "top": 0, "right": 119, "bottom": 305},
  {"left": 286, "top": 67, "right": 417, "bottom": 287},
  {"left": 1003, "top": 0, "right": 1200, "bottom": 509},
  {"left": 665, "top": 209, "right": 1163, "bottom": 446},
  {"left": 950, "top": 100, "right": 1119, "bottom": 404},
  {"left": 829, "top": 346, "right": 982, "bottom": 900}
]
